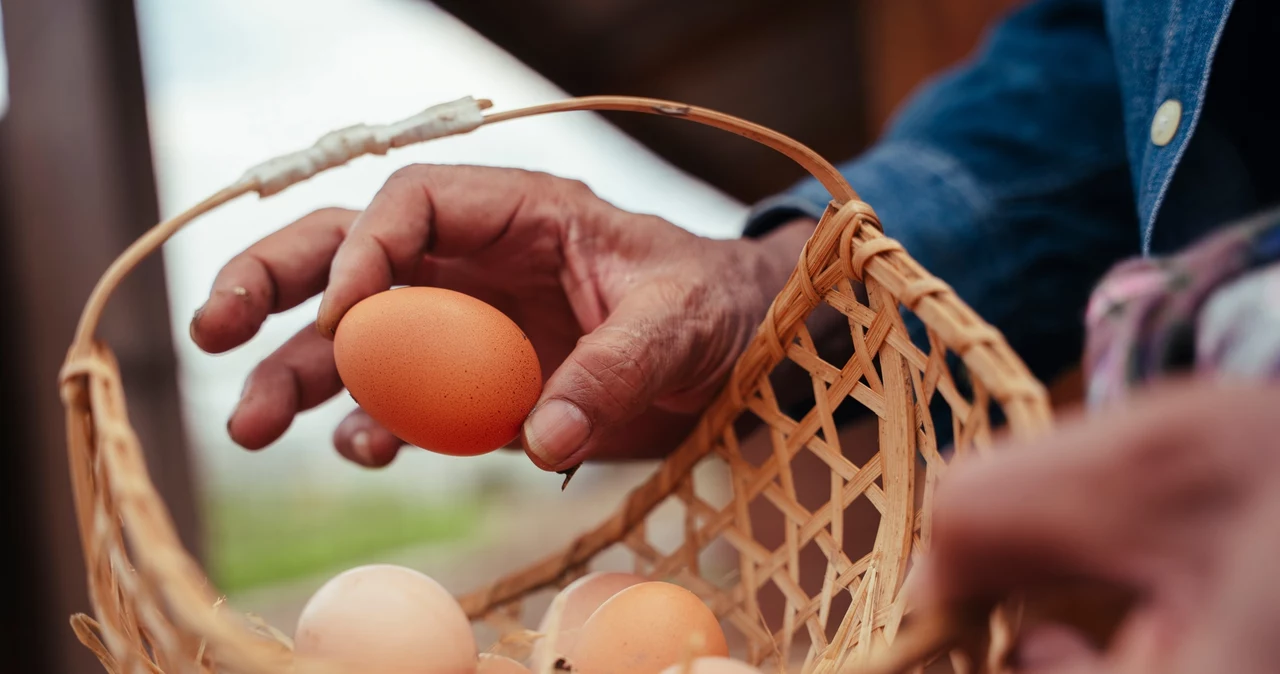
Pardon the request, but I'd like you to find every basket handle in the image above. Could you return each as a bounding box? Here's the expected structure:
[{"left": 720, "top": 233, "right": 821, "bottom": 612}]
[{"left": 64, "top": 94, "right": 858, "bottom": 366}]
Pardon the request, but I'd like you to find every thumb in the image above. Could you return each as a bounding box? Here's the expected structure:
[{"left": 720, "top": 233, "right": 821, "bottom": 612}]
[{"left": 521, "top": 289, "right": 698, "bottom": 470}]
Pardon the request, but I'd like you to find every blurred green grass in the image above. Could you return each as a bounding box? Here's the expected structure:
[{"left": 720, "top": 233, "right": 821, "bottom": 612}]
[{"left": 206, "top": 490, "right": 484, "bottom": 594}]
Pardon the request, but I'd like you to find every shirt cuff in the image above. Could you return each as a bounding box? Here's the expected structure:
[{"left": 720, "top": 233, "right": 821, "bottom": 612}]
[{"left": 742, "top": 193, "right": 830, "bottom": 239}]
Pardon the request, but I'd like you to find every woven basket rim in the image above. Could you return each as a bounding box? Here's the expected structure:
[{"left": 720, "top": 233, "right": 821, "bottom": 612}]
[{"left": 59, "top": 95, "right": 1052, "bottom": 674}]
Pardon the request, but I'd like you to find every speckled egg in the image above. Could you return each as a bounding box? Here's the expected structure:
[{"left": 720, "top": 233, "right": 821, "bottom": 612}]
[
  {"left": 532, "top": 572, "right": 647, "bottom": 669},
  {"left": 570, "top": 581, "right": 729, "bottom": 674},
  {"left": 333, "top": 287, "right": 542, "bottom": 456}
]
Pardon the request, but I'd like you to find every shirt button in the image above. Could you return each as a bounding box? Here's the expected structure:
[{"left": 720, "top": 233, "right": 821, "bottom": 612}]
[{"left": 1151, "top": 99, "right": 1182, "bottom": 147}]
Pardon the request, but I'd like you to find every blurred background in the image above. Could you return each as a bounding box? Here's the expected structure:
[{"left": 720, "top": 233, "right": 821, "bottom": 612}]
[{"left": 0, "top": 0, "right": 1028, "bottom": 671}]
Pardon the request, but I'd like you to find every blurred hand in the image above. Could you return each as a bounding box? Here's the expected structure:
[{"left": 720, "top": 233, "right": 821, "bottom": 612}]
[
  {"left": 190, "top": 165, "right": 812, "bottom": 470},
  {"left": 914, "top": 381, "right": 1280, "bottom": 674}
]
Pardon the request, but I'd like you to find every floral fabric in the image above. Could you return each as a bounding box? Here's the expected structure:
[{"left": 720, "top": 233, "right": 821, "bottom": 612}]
[{"left": 1085, "top": 207, "right": 1280, "bottom": 408}]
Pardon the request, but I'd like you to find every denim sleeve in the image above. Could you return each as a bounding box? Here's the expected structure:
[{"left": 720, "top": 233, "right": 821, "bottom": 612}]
[{"left": 748, "top": 0, "right": 1139, "bottom": 397}]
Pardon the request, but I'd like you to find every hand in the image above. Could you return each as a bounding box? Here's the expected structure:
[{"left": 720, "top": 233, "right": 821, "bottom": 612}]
[
  {"left": 913, "top": 381, "right": 1280, "bottom": 673},
  {"left": 190, "top": 165, "right": 812, "bottom": 470}
]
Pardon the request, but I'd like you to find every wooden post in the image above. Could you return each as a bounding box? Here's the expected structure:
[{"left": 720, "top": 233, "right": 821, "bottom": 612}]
[
  {"left": 856, "top": 0, "right": 1028, "bottom": 136},
  {"left": 0, "top": 1, "right": 201, "bottom": 672}
]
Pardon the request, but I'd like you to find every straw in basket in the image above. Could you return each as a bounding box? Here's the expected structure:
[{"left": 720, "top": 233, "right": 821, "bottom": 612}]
[{"left": 59, "top": 95, "right": 1055, "bottom": 674}]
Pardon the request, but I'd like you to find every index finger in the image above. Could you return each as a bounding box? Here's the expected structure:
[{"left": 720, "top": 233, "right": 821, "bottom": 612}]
[
  {"left": 192, "top": 207, "right": 356, "bottom": 353},
  {"left": 315, "top": 164, "right": 602, "bottom": 338}
]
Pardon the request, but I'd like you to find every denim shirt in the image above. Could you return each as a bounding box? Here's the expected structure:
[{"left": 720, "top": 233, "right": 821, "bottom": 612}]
[{"left": 744, "top": 0, "right": 1278, "bottom": 392}]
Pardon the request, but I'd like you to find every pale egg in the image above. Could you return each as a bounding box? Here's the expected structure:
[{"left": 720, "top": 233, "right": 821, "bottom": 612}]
[
  {"left": 294, "top": 564, "right": 476, "bottom": 674},
  {"left": 657, "top": 657, "right": 761, "bottom": 674},
  {"left": 478, "top": 654, "right": 532, "bottom": 674}
]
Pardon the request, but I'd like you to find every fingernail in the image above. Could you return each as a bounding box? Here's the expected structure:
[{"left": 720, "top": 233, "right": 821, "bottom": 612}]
[
  {"left": 315, "top": 314, "right": 336, "bottom": 339},
  {"left": 227, "top": 376, "right": 252, "bottom": 423},
  {"left": 524, "top": 399, "right": 590, "bottom": 469},
  {"left": 189, "top": 305, "right": 205, "bottom": 341},
  {"left": 316, "top": 294, "right": 337, "bottom": 339},
  {"left": 352, "top": 431, "right": 374, "bottom": 465},
  {"left": 226, "top": 408, "right": 243, "bottom": 440}
]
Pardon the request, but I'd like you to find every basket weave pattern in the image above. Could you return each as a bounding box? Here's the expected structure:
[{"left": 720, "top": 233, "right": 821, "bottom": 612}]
[{"left": 58, "top": 96, "right": 1052, "bottom": 674}]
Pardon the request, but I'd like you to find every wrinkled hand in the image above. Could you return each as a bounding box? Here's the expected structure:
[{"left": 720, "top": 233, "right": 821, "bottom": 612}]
[
  {"left": 191, "top": 165, "right": 810, "bottom": 470},
  {"left": 914, "top": 381, "right": 1280, "bottom": 673}
]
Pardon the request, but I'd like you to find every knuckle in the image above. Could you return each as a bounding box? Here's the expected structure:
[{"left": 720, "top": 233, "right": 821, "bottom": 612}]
[
  {"left": 386, "top": 163, "right": 435, "bottom": 186},
  {"left": 309, "top": 206, "right": 357, "bottom": 221},
  {"left": 527, "top": 170, "right": 592, "bottom": 196},
  {"left": 519, "top": 174, "right": 603, "bottom": 237},
  {"left": 662, "top": 278, "right": 729, "bottom": 349},
  {"left": 499, "top": 167, "right": 552, "bottom": 189},
  {"left": 673, "top": 276, "right": 711, "bottom": 313},
  {"left": 569, "top": 331, "right": 655, "bottom": 417},
  {"left": 558, "top": 177, "right": 595, "bottom": 197},
  {"left": 306, "top": 207, "right": 360, "bottom": 234},
  {"left": 547, "top": 175, "right": 599, "bottom": 207}
]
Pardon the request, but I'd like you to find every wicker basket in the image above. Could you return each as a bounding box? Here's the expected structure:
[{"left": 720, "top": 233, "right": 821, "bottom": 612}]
[{"left": 59, "top": 96, "right": 1052, "bottom": 674}]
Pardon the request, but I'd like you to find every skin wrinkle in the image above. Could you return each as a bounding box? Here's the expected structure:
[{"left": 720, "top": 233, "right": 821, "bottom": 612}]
[
  {"left": 374, "top": 169, "right": 434, "bottom": 261},
  {"left": 362, "top": 191, "right": 429, "bottom": 284},
  {"left": 662, "top": 233, "right": 792, "bottom": 410},
  {"left": 416, "top": 170, "right": 441, "bottom": 255},
  {"left": 685, "top": 286, "right": 737, "bottom": 373},
  {"left": 367, "top": 230, "right": 408, "bottom": 287},
  {"left": 633, "top": 304, "right": 682, "bottom": 366},
  {"left": 577, "top": 360, "right": 644, "bottom": 416},
  {"left": 313, "top": 214, "right": 350, "bottom": 305},
  {"left": 657, "top": 254, "right": 729, "bottom": 378},
  {"left": 573, "top": 326, "right": 653, "bottom": 408},
  {"left": 559, "top": 209, "right": 610, "bottom": 332},
  {"left": 487, "top": 190, "right": 525, "bottom": 256},
  {"left": 286, "top": 360, "right": 305, "bottom": 433},
  {"left": 246, "top": 247, "right": 283, "bottom": 315},
  {"left": 425, "top": 164, "right": 528, "bottom": 257}
]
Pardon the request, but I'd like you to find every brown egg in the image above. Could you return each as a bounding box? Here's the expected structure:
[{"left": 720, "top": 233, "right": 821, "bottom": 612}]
[
  {"left": 531, "top": 572, "right": 647, "bottom": 669},
  {"left": 478, "top": 654, "right": 532, "bottom": 674},
  {"left": 657, "top": 657, "right": 761, "bottom": 674},
  {"left": 294, "top": 564, "right": 476, "bottom": 674},
  {"left": 570, "top": 581, "right": 729, "bottom": 674},
  {"left": 334, "top": 287, "right": 542, "bottom": 456}
]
